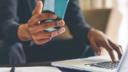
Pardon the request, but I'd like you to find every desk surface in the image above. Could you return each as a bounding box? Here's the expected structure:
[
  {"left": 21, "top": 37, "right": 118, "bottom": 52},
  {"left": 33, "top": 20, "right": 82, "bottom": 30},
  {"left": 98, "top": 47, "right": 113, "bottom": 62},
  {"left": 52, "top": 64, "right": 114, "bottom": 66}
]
[{"left": 0, "top": 61, "right": 89, "bottom": 72}]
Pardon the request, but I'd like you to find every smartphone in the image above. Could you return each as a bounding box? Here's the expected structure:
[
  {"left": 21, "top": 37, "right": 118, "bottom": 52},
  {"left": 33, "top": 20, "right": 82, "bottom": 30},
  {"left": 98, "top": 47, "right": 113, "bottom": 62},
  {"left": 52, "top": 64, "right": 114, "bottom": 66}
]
[{"left": 42, "top": 0, "right": 69, "bottom": 32}]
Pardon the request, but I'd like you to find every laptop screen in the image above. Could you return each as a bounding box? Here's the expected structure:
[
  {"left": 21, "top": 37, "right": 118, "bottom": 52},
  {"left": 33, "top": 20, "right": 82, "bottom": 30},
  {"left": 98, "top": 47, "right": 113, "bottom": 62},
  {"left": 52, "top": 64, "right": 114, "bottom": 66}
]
[{"left": 117, "top": 47, "right": 128, "bottom": 72}]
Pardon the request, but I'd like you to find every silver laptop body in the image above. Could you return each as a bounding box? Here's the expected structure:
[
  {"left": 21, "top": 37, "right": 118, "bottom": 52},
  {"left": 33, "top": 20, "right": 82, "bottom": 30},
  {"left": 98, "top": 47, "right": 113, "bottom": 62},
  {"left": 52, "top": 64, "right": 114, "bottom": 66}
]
[{"left": 51, "top": 48, "right": 128, "bottom": 72}]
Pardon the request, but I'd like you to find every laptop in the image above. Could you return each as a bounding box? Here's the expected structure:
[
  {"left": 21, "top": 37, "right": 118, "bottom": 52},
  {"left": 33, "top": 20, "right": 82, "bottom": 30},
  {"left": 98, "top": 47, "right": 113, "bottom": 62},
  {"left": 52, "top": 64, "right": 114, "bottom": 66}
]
[{"left": 51, "top": 48, "right": 128, "bottom": 72}]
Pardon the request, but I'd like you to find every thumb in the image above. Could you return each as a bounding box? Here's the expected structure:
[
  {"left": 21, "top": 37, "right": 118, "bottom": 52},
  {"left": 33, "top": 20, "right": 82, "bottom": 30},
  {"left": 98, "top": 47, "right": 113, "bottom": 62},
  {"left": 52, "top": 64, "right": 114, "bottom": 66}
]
[{"left": 32, "top": 0, "right": 43, "bottom": 15}]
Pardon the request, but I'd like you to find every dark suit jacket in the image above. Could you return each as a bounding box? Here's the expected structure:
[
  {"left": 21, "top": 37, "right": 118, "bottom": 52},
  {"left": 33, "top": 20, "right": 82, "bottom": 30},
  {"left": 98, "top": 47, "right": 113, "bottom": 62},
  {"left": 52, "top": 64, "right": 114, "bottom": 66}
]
[{"left": 0, "top": 0, "right": 93, "bottom": 64}]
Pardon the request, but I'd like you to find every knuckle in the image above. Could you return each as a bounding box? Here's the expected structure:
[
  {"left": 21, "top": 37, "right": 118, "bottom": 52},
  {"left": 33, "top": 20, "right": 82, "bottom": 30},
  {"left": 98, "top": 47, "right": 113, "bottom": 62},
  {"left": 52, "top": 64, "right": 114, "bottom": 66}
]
[
  {"left": 38, "top": 14, "right": 42, "bottom": 18},
  {"left": 28, "top": 28, "right": 35, "bottom": 34},
  {"left": 42, "top": 24, "right": 48, "bottom": 28},
  {"left": 107, "top": 48, "right": 114, "bottom": 52},
  {"left": 29, "top": 26, "right": 41, "bottom": 34},
  {"left": 31, "top": 35, "right": 36, "bottom": 40},
  {"left": 34, "top": 36, "right": 40, "bottom": 41},
  {"left": 28, "top": 28, "right": 32, "bottom": 33},
  {"left": 33, "top": 14, "right": 40, "bottom": 19}
]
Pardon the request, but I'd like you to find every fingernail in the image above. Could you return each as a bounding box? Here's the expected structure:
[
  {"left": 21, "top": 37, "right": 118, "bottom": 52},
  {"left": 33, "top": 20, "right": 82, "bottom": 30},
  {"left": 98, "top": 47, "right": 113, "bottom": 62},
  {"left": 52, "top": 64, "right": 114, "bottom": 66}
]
[
  {"left": 57, "top": 20, "right": 65, "bottom": 26},
  {"left": 112, "top": 59, "right": 116, "bottom": 63},
  {"left": 60, "top": 28, "right": 65, "bottom": 32}
]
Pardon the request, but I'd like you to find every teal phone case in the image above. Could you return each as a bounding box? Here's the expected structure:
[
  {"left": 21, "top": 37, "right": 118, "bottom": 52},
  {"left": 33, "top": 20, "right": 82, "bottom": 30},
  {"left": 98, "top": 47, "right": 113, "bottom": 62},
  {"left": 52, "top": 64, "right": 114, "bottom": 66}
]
[
  {"left": 43, "top": 0, "right": 69, "bottom": 32},
  {"left": 43, "top": 0, "right": 69, "bottom": 19},
  {"left": 55, "top": 0, "right": 69, "bottom": 19}
]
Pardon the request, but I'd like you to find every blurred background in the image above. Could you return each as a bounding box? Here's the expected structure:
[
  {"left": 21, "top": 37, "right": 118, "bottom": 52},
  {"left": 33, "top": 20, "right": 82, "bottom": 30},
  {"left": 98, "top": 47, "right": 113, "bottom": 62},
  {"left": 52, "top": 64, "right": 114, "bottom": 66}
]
[{"left": 79, "top": 0, "right": 128, "bottom": 51}]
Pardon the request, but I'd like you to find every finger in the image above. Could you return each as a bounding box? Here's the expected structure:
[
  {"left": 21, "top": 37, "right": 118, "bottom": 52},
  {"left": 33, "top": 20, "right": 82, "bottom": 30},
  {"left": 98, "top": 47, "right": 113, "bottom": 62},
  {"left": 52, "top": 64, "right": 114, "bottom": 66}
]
[
  {"left": 28, "top": 13, "right": 57, "bottom": 27},
  {"left": 108, "top": 40, "right": 123, "bottom": 60},
  {"left": 41, "top": 12, "right": 57, "bottom": 20},
  {"left": 41, "top": 20, "right": 65, "bottom": 29},
  {"left": 95, "top": 41, "right": 102, "bottom": 55},
  {"left": 32, "top": 34, "right": 51, "bottom": 41},
  {"left": 55, "top": 20, "right": 65, "bottom": 27},
  {"left": 28, "top": 22, "right": 57, "bottom": 34},
  {"left": 33, "top": 38, "right": 51, "bottom": 45},
  {"left": 107, "top": 49, "right": 115, "bottom": 63},
  {"left": 38, "top": 39, "right": 51, "bottom": 45},
  {"left": 102, "top": 40, "right": 116, "bottom": 62},
  {"left": 51, "top": 27, "right": 65, "bottom": 38},
  {"left": 41, "top": 22, "right": 60, "bottom": 30},
  {"left": 90, "top": 39, "right": 101, "bottom": 55},
  {"left": 32, "top": 0, "right": 43, "bottom": 15}
]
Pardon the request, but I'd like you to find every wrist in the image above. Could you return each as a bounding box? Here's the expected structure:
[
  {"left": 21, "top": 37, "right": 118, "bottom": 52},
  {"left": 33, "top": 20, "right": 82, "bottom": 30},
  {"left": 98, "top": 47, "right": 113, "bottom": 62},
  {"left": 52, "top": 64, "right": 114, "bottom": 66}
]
[
  {"left": 17, "top": 24, "right": 31, "bottom": 41},
  {"left": 87, "top": 28, "right": 95, "bottom": 38}
]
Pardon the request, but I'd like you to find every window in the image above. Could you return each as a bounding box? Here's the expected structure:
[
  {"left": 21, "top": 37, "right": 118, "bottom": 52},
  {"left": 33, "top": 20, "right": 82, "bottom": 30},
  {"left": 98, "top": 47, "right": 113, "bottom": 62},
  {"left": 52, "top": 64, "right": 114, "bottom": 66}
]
[
  {"left": 80, "top": 0, "right": 116, "bottom": 10},
  {"left": 117, "top": 0, "right": 128, "bottom": 51}
]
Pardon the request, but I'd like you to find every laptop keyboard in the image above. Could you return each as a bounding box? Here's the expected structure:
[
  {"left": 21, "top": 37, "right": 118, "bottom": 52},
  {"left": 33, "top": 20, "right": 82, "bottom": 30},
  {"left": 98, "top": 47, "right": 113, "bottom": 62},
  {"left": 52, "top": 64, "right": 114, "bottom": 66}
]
[{"left": 86, "top": 61, "right": 119, "bottom": 69}]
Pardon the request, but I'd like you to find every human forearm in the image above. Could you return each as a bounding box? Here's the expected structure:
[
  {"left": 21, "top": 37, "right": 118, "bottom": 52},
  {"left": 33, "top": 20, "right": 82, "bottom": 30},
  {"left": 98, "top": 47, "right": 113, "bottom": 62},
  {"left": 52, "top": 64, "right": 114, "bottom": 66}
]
[
  {"left": 0, "top": 0, "right": 20, "bottom": 43},
  {"left": 64, "top": 0, "right": 91, "bottom": 41}
]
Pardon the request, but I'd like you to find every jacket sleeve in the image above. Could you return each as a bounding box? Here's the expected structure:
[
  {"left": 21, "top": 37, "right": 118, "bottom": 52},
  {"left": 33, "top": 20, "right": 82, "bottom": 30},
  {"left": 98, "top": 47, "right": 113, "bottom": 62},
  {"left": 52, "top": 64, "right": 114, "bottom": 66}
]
[
  {"left": 0, "top": 0, "right": 20, "bottom": 44},
  {"left": 64, "top": 0, "right": 91, "bottom": 43}
]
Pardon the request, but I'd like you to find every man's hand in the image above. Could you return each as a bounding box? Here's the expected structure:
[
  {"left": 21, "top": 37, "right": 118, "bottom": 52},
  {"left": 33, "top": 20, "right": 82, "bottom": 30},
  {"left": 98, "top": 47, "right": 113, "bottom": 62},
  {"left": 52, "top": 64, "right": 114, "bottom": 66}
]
[
  {"left": 87, "top": 28, "right": 122, "bottom": 62},
  {"left": 18, "top": 0, "right": 65, "bottom": 45}
]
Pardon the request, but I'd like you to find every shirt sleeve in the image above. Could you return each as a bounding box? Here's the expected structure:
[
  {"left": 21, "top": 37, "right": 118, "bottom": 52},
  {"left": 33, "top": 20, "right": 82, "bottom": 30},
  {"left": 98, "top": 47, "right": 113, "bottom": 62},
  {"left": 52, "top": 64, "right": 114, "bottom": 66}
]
[
  {"left": 64, "top": 0, "right": 91, "bottom": 43},
  {"left": 0, "top": 0, "right": 20, "bottom": 44}
]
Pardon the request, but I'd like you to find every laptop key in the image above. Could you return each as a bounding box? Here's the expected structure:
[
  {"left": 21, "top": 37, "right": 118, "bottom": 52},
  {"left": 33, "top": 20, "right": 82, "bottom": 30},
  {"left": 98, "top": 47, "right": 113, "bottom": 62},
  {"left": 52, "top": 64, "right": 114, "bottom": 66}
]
[{"left": 85, "top": 61, "right": 119, "bottom": 69}]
